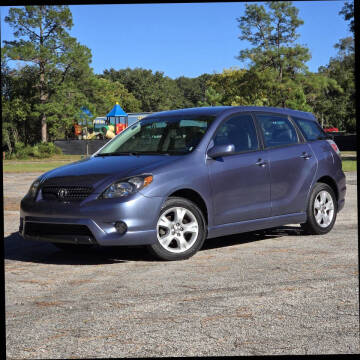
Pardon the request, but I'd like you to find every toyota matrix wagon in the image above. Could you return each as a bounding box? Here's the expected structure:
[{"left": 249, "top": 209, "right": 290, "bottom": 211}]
[{"left": 20, "top": 106, "right": 346, "bottom": 260}]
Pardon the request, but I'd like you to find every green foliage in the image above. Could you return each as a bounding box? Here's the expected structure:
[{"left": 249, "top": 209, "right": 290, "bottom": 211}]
[
  {"left": 4, "top": 5, "right": 93, "bottom": 142},
  {"left": 237, "top": 2, "right": 310, "bottom": 76},
  {"left": 88, "top": 77, "right": 141, "bottom": 115},
  {"left": 198, "top": 87, "right": 223, "bottom": 107},
  {"left": 317, "top": 37, "right": 355, "bottom": 132},
  {"left": 2, "top": 2, "right": 356, "bottom": 147},
  {"left": 175, "top": 74, "right": 212, "bottom": 108},
  {"left": 101, "top": 67, "right": 186, "bottom": 112},
  {"left": 339, "top": 1, "right": 354, "bottom": 35},
  {"left": 235, "top": 1, "right": 314, "bottom": 109},
  {"left": 6, "top": 141, "right": 62, "bottom": 159}
]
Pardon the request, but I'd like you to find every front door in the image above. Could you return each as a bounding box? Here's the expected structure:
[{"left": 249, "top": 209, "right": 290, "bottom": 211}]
[{"left": 207, "top": 113, "right": 271, "bottom": 225}]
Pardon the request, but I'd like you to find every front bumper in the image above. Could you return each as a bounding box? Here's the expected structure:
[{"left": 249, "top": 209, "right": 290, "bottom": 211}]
[{"left": 20, "top": 193, "right": 165, "bottom": 246}]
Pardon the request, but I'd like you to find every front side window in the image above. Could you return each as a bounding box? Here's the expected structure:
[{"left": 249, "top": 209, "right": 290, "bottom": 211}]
[
  {"left": 96, "top": 116, "right": 215, "bottom": 156},
  {"left": 292, "top": 116, "right": 327, "bottom": 141},
  {"left": 255, "top": 114, "right": 298, "bottom": 148},
  {"left": 213, "top": 114, "right": 259, "bottom": 153}
]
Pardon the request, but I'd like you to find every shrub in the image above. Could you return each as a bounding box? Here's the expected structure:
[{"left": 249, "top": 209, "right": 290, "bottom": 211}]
[
  {"left": 6, "top": 142, "right": 63, "bottom": 159},
  {"left": 37, "top": 142, "right": 62, "bottom": 156}
]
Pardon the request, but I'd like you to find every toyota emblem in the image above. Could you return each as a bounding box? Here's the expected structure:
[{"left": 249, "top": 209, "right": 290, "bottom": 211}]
[{"left": 58, "top": 188, "right": 68, "bottom": 199}]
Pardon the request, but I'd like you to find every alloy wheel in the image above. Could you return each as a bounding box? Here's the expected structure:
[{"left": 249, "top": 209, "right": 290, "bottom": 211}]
[
  {"left": 157, "top": 206, "right": 199, "bottom": 253},
  {"left": 313, "top": 190, "right": 335, "bottom": 228}
]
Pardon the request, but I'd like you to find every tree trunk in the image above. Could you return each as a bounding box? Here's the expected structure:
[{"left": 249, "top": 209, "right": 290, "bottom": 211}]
[
  {"left": 39, "top": 5, "right": 47, "bottom": 143},
  {"left": 41, "top": 112, "right": 47, "bottom": 142}
]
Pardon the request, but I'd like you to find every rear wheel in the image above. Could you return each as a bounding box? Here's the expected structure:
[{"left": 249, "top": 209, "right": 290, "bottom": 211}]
[
  {"left": 147, "top": 197, "right": 206, "bottom": 261},
  {"left": 301, "top": 182, "right": 337, "bottom": 235}
]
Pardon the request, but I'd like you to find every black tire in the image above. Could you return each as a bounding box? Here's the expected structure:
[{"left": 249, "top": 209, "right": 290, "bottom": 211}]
[
  {"left": 52, "top": 243, "right": 94, "bottom": 253},
  {"left": 146, "top": 197, "right": 207, "bottom": 261},
  {"left": 301, "top": 182, "right": 337, "bottom": 235}
]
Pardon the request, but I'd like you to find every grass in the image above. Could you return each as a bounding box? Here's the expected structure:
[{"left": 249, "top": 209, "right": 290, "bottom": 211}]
[
  {"left": 3, "top": 161, "right": 76, "bottom": 173},
  {"left": 4, "top": 154, "right": 82, "bottom": 162},
  {"left": 342, "top": 160, "right": 357, "bottom": 172},
  {"left": 2, "top": 154, "right": 357, "bottom": 173},
  {"left": 3, "top": 154, "right": 83, "bottom": 173}
]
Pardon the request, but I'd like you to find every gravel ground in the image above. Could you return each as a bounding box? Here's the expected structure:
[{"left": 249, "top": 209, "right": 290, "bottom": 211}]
[{"left": 4, "top": 171, "right": 359, "bottom": 358}]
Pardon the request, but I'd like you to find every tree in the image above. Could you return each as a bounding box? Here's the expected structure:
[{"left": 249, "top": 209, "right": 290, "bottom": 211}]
[
  {"left": 237, "top": 2, "right": 309, "bottom": 79},
  {"left": 175, "top": 73, "right": 213, "bottom": 108},
  {"left": 1, "top": 57, "right": 41, "bottom": 147},
  {"left": 310, "top": 1, "right": 355, "bottom": 132},
  {"left": 101, "top": 67, "right": 188, "bottom": 112},
  {"left": 4, "top": 5, "right": 92, "bottom": 142},
  {"left": 339, "top": 1, "right": 354, "bottom": 35},
  {"left": 317, "top": 37, "right": 355, "bottom": 132},
  {"left": 236, "top": 1, "right": 311, "bottom": 108},
  {"left": 87, "top": 77, "right": 141, "bottom": 116},
  {"left": 206, "top": 67, "right": 267, "bottom": 106},
  {"left": 198, "top": 87, "right": 223, "bottom": 107}
]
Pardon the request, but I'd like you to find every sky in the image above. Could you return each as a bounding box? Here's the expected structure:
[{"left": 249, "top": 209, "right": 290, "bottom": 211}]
[{"left": 0, "top": 1, "right": 352, "bottom": 79}]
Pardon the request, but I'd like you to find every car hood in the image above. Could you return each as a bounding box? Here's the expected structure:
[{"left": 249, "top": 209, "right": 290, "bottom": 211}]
[{"left": 39, "top": 155, "right": 180, "bottom": 191}]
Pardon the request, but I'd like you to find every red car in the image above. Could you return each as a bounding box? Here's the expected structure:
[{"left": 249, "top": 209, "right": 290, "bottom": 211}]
[{"left": 324, "top": 127, "right": 339, "bottom": 133}]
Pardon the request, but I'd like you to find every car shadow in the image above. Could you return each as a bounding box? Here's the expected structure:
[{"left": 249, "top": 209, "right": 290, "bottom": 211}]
[
  {"left": 4, "top": 232, "right": 153, "bottom": 265},
  {"left": 4, "top": 225, "right": 304, "bottom": 265},
  {"left": 202, "top": 225, "right": 303, "bottom": 251}
]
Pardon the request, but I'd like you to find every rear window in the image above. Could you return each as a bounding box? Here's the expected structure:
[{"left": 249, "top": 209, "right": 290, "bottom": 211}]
[{"left": 292, "top": 117, "right": 326, "bottom": 141}]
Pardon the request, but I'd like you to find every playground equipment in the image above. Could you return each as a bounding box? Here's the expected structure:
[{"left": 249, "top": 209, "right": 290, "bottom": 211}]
[
  {"left": 87, "top": 102, "right": 129, "bottom": 139},
  {"left": 72, "top": 103, "right": 152, "bottom": 140},
  {"left": 104, "top": 102, "right": 128, "bottom": 138},
  {"left": 99, "top": 124, "right": 116, "bottom": 139}
]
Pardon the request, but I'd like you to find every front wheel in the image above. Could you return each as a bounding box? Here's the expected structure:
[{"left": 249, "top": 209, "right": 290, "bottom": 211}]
[
  {"left": 147, "top": 197, "right": 207, "bottom": 261},
  {"left": 301, "top": 182, "right": 337, "bottom": 235}
]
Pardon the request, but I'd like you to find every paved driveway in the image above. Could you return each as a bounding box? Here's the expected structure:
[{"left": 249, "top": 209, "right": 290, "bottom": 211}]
[{"left": 4, "top": 172, "right": 359, "bottom": 357}]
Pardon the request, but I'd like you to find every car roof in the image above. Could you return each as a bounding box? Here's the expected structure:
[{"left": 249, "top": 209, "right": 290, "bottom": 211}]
[{"left": 145, "top": 106, "right": 317, "bottom": 121}]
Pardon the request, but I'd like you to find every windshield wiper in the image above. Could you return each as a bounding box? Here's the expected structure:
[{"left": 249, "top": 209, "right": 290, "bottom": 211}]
[
  {"left": 96, "top": 150, "right": 184, "bottom": 157},
  {"left": 95, "top": 152, "right": 139, "bottom": 157}
]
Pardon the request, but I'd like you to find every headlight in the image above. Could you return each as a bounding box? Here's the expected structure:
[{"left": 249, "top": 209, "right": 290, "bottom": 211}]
[
  {"left": 27, "top": 179, "right": 41, "bottom": 199},
  {"left": 101, "top": 175, "right": 153, "bottom": 199}
]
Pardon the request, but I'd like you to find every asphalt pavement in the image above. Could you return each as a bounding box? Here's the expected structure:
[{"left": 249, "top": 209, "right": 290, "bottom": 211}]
[{"left": 4, "top": 171, "right": 359, "bottom": 357}]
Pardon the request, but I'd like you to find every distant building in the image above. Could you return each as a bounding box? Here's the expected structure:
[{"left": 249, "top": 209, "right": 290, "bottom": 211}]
[{"left": 127, "top": 112, "right": 153, "bottom": 125}]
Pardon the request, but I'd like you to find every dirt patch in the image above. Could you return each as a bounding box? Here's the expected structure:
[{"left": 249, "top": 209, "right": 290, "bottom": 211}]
[
  {"left": 34, "top": 301, "right": 66, "bottom": 307},
  {"left": 4, "top": 197, "right": 22, "bottom": 211},
  {"left": 67, "top": 279, "right": 94, "bottom": 286}
]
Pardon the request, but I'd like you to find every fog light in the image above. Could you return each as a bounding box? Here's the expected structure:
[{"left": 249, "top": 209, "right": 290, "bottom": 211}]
[{"left": 115, "top": 221, "right": 127, "bottom": 234}]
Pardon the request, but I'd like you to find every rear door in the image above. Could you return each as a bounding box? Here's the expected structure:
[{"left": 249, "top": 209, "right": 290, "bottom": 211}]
[
  {"left": 254, "top": 112, "right": 317, "bottom": 216},
  {"left": 207, "top": 113, "right": 271, "bottom": 225}
]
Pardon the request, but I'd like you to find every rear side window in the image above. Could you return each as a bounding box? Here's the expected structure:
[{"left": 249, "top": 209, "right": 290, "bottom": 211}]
[
  {"left": 292, "top": 117, "right": 326, "bottom": 141},
  {"left": 213, "top": 114, "right": 259, "bottom": 152},
  {"left": 255, "top": 114, "right": 298, "bottom": 148}
]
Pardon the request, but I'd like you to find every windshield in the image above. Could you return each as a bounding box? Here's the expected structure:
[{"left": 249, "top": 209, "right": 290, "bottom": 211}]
[{"left": 96, "top": 115, "right": 215, "bottom": 156}]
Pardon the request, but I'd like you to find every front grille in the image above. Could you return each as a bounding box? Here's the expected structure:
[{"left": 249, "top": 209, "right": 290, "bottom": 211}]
[
  {"left": 24, "top": 222, "right": 96, "bottom": 244},
  {"left": 42, "top": 185, "right": 93, "bottom": 201}
]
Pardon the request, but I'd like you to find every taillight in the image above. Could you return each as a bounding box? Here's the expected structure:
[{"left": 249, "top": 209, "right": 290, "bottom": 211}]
[{"left": 327, "top": 139, "right": 341, "bottom": 157}]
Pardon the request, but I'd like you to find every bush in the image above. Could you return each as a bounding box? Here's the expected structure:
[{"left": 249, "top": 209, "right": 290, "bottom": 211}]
[
  {"left": 38, "top": 142, "right": 62, "bottom": 156},
  {"left": 6, "top": 142, "right": 63, "bottom": 159}
]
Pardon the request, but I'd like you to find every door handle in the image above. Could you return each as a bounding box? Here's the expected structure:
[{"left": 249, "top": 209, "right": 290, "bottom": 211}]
[
  {"left": 256, "top": 159, "right": 267, "bottom": 167},
  {"left": 300, "top": 152, "right": 312, "bottom": 160}
]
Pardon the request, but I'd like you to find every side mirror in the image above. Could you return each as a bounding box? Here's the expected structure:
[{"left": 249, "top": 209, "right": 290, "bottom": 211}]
[{"left": 207, "top": 144, "right": 235, "bottom": 159}]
